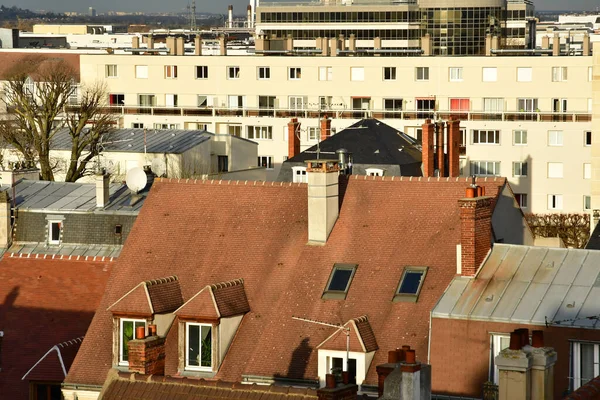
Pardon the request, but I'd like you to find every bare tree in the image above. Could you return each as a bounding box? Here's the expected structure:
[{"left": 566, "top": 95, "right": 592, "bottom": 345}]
[{"left": 0, "top": 55, "right": 115, "bottom": 181}]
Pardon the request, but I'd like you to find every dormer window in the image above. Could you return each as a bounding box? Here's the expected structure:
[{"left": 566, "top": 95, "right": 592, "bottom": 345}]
[
  {"left": 365, "top": 168, "right": 384, "bottom": 177},
  {"left": 292, "top": 166, "right": 307, "bottom": 183},
  {"left": 393, "top": 267, "right": 427, "bottom": 303},
  {"left": 119, "top": 318, "right": 146, "bottom": 366},
  {"left": 185, "top": 323, "right": 213, "bottom": 370},
  {"left": 322, "top": 264, "right": 357, "bottom": 300}
]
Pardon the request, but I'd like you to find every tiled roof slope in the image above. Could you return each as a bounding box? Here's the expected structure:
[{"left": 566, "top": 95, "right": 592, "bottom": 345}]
[
  {"left": 317, "top": 316, "right": 378, "bottom": 353},
  {"left": 354, "top": 316, "right": 378, "bottom": 353},
  {"left": 99, "top": 370, "right": 318, "bottom": 400},
  {"left": 564, "top": 376, "right": 600, "bottom": 400},
  {"left": 66, "top": 176, "right": 509, "bottom": 387},
  {"left": 108, "top": 276, "right": 183, "bottom": 315},
  {"left": 212, "top": 280, "right": 250, "bottom": 317},
  {"left": 0, "top": 52, "right": 80, "bottom": 81},
  {"left": 22, "top": 337, "right": 84, "bottom": 382},
  {"left": 0, "top": 257, "right": 112, "bottom": 400}
]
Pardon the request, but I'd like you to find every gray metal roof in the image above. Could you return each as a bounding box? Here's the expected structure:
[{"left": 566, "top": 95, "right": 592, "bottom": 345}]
[
  {"left": 6, "top": 242, "right": 121, "bottom": 258},
  {"left": 0, "top": 179, "right": 146, "bottom": 213},
  {"left": 50, "top": 128, "right": 211, "bottom": 154},
  {"left": 432, "top": 244, "right": 600, "bottom": 329}
]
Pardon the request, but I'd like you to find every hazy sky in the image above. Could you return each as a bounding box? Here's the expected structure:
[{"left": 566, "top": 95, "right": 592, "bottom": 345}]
[{"left": 6, "top": 0, "right": 599, "bottom": 14}]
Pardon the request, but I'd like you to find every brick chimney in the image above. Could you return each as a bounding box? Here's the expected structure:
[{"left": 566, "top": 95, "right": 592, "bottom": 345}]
[
  {"left": 288, "top": 118, "right": 301, "bottom": 159},
  {"left": 320, "top": 115, "right": 332, "bottom": 141},
  {"left": 317, "top": 381, "right": 358, "bottom": 400},
  {"left": 376, "top": 347, "right": 432, "bottom": 400},
  {"left": 458, "top": 184, "right": 493, "bottom": 277},
  {"left": 306, "top": 159, "right": 339, "bottom": 244},
  {"left": 447, "top": 119, "right": 460, "bottom": 178},
  {"left": 435, "top": 121, "right": 445, "bottom": 177},
  {"left": 127, "top": 330, "right": 166, "bottom": 376},
  {"left": 422, "top": 119, "right": 435, "bottom": 177}
]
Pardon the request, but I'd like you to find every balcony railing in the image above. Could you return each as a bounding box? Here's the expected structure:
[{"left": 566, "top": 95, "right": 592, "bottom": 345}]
[
  {"left": 259, "top": 0, "right": 417, "bottom": 7},
  {"left": 95, "top": 106, "right": 592, "bottom": 123}
]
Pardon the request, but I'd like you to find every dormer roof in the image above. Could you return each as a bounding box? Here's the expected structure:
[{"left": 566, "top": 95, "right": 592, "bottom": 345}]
[
  {"left": 316, "top": 316, "right": 379, "bottom": 353},
  {"left": 108, "top": 276, "right": 183, "bottom": 316},
  {"left": 175, "top": 279, "right": 250, "bottom": 320}
]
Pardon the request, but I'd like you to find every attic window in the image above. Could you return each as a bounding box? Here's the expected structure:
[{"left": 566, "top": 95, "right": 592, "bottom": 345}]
[
  {"left": 115, "top": 225, "right": 122, "bottom": 235},
  {"left": 393, "top": 267, "right": 427, "bottom": 303},
  {"left": 365, "top": 168, "right": 384, "bottom": 177},
  {"left": 185, "top": 323, "right": 213, "bottom": 371},
  {"left": 48, "top": 221, "right": 62, "bottom": 245},
  {"left": 119, "top": 318, "right": 146, "bottom": 366},
  {"left": 322, "top": 264, "right": 357, "bottom": 300}
]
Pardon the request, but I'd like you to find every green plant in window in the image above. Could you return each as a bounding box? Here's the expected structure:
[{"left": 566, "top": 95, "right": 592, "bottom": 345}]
[
  {"left": 122, "top": 322, "right": 134, "bottom": 360},
  {"left": 201, "top": 335, "right": 212, "bottom": 367}
]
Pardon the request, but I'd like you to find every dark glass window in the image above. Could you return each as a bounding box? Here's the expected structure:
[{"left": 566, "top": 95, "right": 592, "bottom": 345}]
[
  {"left": 394, "top": 267, "right": 427, "bottom": 302},
  {"left": 323, "top": 264, "right": 357, "bottom": 300}
]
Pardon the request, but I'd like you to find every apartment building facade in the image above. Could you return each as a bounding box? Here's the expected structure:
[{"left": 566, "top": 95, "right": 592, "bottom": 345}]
[{"left": 79, "top": 51, "right": 593, "bottom": 214}]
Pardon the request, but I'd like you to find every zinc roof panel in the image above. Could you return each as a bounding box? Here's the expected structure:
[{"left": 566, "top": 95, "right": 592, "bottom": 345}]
[
  {"left": 450, "top": 278, "right": 488, "bottom": 317},
  {"left": 531, "top": 284, "right": 569, "bottom": 323},
  {"left": 513, "top": 247, "right": 547, "bottom": 282},
  {"left": 433, "top": 278, "right": 470, "bottom": 317},
  {"left": 552, "top": 286, "right": 590, "bottom": 325},
  {"left": 532, "top": 249, "right": 566, "bottom": 284},
  {"left": 470, "top": 278, "right": 510, "bottom": 318},
  {"left": 511, "top": 282, "right": 549, "bottom": 322},
  {"left": 477, "top": 244, "right": 509, "bottom": 280},
  {"left": 490, "top": 280, "right": 529, "bottom": 320},
  {"left": 574, "top": 287, "right": 600, "bottom": 328},
  {"left": 494, "top": 245, "right": 527, "bottom": 280},
  {"left": 553, "top": 250, "right": 587, "bottom": 285},
  {"left": 573, "top": 251, "right": 600, "bottom": 286}
]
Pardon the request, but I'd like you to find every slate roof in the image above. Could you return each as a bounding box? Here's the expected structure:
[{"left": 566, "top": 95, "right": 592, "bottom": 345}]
[
  {"left": 0, "top": 179, "right": 147, "bottom": 214},
  {"left": 108, "top": 276, "right": 184, "bottom": 316},
  {"left": 0, "top": 255, "right": 113, "bottom": 400},
  {"left": 585, "top": 222, "right": 600, "bottom": 250},
  {"left": 66, "top": 176, "right": 516, "bottom": 388},
  {"left": 50, "top": 128, "right": 211, "bottom": 154},
  {"left": 99, "top": 370, "right": 318, "bottom": 400},
  {"left": 432, "top": 244, "right": 600, "bottom": 329},
  {"left": 285, "top": 119, "right": 421, "bottom": 165}
]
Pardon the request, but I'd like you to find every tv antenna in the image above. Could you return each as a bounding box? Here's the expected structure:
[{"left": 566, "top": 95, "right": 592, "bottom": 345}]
[
  {"left": 292, "top": 316, "right": 351, "bottom": 374},
  {"left": 187, "top": 0, "right": 197, "bottom": 31}
]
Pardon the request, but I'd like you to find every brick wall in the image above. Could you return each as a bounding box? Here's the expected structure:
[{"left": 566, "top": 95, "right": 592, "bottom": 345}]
[
  {"left": 459, "top": 197, "right": 492, "bottom": 277},
  {"left": 422, "top": 120, "right": 435, "bottom": 177},
  {"left": 317, "top": 384, "right": 358, "bottom": 400},
  {"left": 447, "top": 119, "right": 460, "bottom": 178},
  {"left": 288, "top": 119, "right": 300, "bottom": 159},
  {"left": 430, "top": 318, "right": 600, "bottom": 399},
  {"left": 13, "top": 211, "right": 136, "bottom": 245},
  {"left": 128, "top": 336, "right": 166, "bottom": 376}
]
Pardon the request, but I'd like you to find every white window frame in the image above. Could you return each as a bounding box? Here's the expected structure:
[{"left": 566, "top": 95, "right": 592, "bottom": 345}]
[
  {"left": 518, "top": 98, "right": 538, "bottom": 112},
  {"left": 292, "top": 166, "right": 308, "bottom": 183},
  {"left": 513, "top": 162, "right": 528, "bottom": 177},
  {"left": 165, "top": 65, "right": 178, "bottom": 79},
  {"left": 548, "top": 130, "right": 563, "bottom": 146},
  {"left": 483, "top": 98, "right": 504, "bottom": 112},
  {"left": 470, "top": 161, "right": 501, "bottom": 177},
  {"left": 416, "top": 67, "right": 429, "bottom": 81},
  {"left": 135, "top": 65, "right": 148, "bottom": 79},
  {"left": 365, "top": 168, "right": 384, "bottom": 176},
  {"left": 258, "top": 156, "right": 274, "bottom": 170},
  {"left": 227, "top": 66, "right": 240, "bottom": 80},
  {"left": 195, "top": 65, "right": 208, "bottom": 79},
  {"left": 517, "top": 67, "right": 532, "bottom": 82},
  {"left": 138, "top": 94, "right": 156, "bottom": 107},
  {"left": 106, "top": 64, "right": 118, "bottom": 78},
  {"left": 584, "top": 163, "right": 592, "bottom": 180},
  {"left": 317, "top": 349, "right": 369, "bottom": 387},
  {"left": 258, "top": 66, "right": 270, "bottom": 80},
  {"left": 548, "top": 194, "right": 563, "bottom": 210},
  {"left": 383, "top": 67, "right": 397, "bottom": 81},
  {"left": 552, "top": 98, "right": 568, "bottom": 113},
  {"left": 515, "top": 193, "right": 528, "bottom": 209},
  {"left": 247, "top": 126, "right": 273, "bottom": 140},
  {"left": 552, "top": 66, "right": 567, "bottom": 82},
  {"left": 48, "top": 220, "right": 62, "bottom": 245},
  {"left": 308, "top": 127, "right": 319, "bottom": 141},
  {"left": 319, "top": 66, "right": 333, "bottom": 81},
  {"left": 449, "top": 67, "right": 463, "bottom": 82},
  {"left": 584, "top": 196, "right": 592, "bottom": 211},
  {"left": 350, "top": 67, "right": 364, "bottom": 81},
  {"left": 482, "top": 67, "right": 497, "bottom": 82},
  {"left": 185, "top": 322, "right": 213, "bottom": 371},
  {"left": 119, "top": 318, "right": 146, "bottom": 366},
  {"left": 289, "top": 96, "right": 307, "bottom": 110},
  {"left": 165, "top": 94, "right": 178, "bottom": 108},
  {"left": 384, "top": 98, "right": 403, "bottom": 111},
  {"left": 548, "top": 162, "right": 564, "bottom": 179},
  {"left": 471, "top": 130, "right": 500, "bottom": 145},
  {"left": 288, "top": 67, "right": 302, "bottom": 80},
  {"left": 571, "top": 341, "right": 600, "bottom": 390},
  {"left": 489, "top": 334, "right": 510, "bottom": 384},
  {"left": 513, "top": 130, "right": 527, "bottom": 145}
]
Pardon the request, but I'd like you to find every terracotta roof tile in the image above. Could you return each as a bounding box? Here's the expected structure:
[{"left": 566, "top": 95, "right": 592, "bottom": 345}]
[
  {"left": 67, "top": 177, "right": 514, "bottom": 388},
  {"left": 211, "top": 280, "right": 250, "bottom": 317},
  {"left": 353, "top": 317, "right": 378, "bottom": 353},
  {"left": 564, "top": 376, "right": 600, "bottom": 400},
  {"left": 146, "top": 276, "right": 184, "bottom": 314},
  {"left": 175, "top": 287, "right": 220, "bottom": 319},
  {"left": 0, "top": 257, "right": 111, "bottom": 400},
  {"left": 107, "top": 284, "right": 152, "bottom": 315}
]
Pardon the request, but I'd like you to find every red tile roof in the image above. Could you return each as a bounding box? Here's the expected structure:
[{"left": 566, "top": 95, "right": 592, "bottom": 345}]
[
  {"left": 66, "top": 176, "right": 513, "bottom": 388},
  {"left": 0, "top": 52, "right": 80, "bottom": 81},
  {"left": 565, "top": 376, "right": 600, "bottom": 400},
  {"left": 99, "top": 370, "right": 318, "bottom": 400},
  {"left": 22, "top": 337, "right": 84, "bottom": 382},
  {"left": 108, "top": 276, "right": 183, "bottom": 316},
  {"left": 0, "top": 256, "right": 112, "bottom": 400},
  {"left": 212, "top": 280, "right": 251, "bottom": 318}
]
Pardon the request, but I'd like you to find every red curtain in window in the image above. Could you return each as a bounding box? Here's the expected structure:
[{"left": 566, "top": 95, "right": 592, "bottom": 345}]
[{"left": 450, "top": 98, "right": 470, "bottom": 111}]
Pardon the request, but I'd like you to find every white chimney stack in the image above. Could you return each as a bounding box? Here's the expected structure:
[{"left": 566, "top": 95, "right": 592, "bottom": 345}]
[
  {"left": 96, "top": 172, "right": 110, "bottom": 208},
  {"left": 306, "top": 160, "right": 339, "bottom": 245},
  {"left": 228, "top": 5, "right": 234, "bottom": 28}
]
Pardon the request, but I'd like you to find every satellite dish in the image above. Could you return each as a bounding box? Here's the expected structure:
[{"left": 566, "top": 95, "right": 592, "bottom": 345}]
[
  {"left": 126, "top": 167, "right": 147, "bottom": 193},
  {"left": 151, "top": 158, "right": 167, "bottom": 177}
]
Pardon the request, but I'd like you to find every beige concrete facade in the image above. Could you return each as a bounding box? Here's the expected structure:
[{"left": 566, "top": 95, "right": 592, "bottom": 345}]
[{"left": 79, "top": 52, "right": 593, "bottom": 213}]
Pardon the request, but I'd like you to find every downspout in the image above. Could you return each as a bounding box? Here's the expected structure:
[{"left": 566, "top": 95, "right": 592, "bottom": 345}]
[{"left": 427, "top": 310, "right": 432, "bottom": 364}]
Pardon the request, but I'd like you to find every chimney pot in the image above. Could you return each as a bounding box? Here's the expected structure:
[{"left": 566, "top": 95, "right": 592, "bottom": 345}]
[
  {"left": 516, "top": 328, "right": 529, "bottom": 347},
  {"left": 531, "top": 330, "right": 544, "bottom": 348},
  {"left": 422, "top": 120, "right": 435, "bottom": 177},
  {"left": 465, "top": 187, "right": 476, "bottom": 198},
  {"left": 395, "top": 348, "right": 405, "bottom": 362},
  {"left": 405, "top": 349, "right": 416, "bottom": 364},
  {"left": 509, "top": 331, "right": 522, "bottom": 350},
  {"left": 136, "top": 326, "right": 146, "bottom": 339},
  {"left": 325, "top": 374, "right": 336, "bottom": 388},
  {"left": 476, "top": 186, "right": 483, "bottom": 197},
  {"left": 148, "top": 324, "right": 157, "bottom": 337},
  {"left": 388, "top": 350, "right": 399, "bottom": 363}
]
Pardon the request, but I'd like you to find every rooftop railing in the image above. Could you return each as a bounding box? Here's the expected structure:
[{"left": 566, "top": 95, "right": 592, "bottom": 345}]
[
  {"left": 96, "top": 105, "right": 591, "bottom": 123},
  {"left": 258, "top": 0, "right": 417, "bottom": 7}
]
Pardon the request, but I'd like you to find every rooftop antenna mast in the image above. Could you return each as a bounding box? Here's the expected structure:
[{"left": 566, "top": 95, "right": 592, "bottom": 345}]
[
  {"left": 292, "top": 316, "right": 351, "bottom": 375},
  {"left": 188, "top": 0, "right": 197, "bottom": 32}
]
